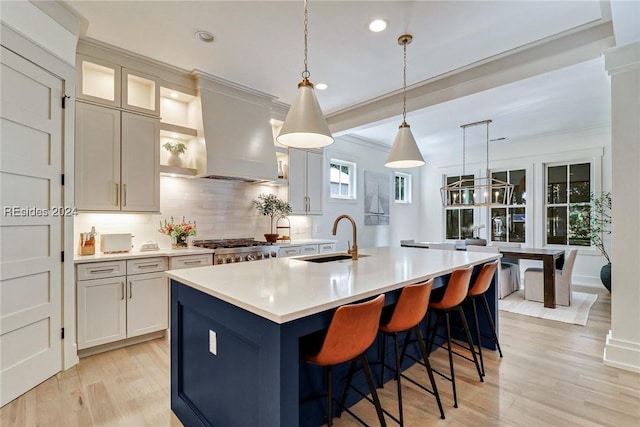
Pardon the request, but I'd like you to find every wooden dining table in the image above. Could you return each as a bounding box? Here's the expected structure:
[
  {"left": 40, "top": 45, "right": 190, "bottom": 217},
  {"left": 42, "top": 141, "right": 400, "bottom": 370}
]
[{"left": 400, "top": 242, "right": 566, "bottom": 308}]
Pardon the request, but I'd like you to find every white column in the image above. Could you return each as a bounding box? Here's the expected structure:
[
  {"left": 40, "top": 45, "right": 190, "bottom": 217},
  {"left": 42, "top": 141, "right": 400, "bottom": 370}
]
[{"left": 603, "top": 40, "right": 640, "bottom": 373}]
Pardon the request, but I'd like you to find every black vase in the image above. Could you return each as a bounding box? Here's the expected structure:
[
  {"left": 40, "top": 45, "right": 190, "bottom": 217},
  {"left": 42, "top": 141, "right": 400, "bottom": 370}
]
[{"left": 600, "top": 263, "right": 611, "bottom": 292}]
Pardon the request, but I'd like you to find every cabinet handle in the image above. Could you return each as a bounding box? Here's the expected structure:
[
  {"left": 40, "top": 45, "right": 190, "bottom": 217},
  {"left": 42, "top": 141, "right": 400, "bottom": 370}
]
[
  {"left": 89, "top": 267, "right": 116, "bottom": 274},
  {"left": 183, "top": 260, "right": 201, "bottom": 265},
  {"left": 137, "top": 263, "right": 160, "bottom": 269},
  {"left": 121, "top": 282, "right": 125, "bottom": 300},
  {"left": 123, "top": 184, "right": 127, "bottom": 207},
  {"left": 304, "top": 247, "right": 315, "bottom": 252},
  {"left": 115, "top": 183, "right": 119, "bottom": 206},
  {"left": 129, "top": 281, "right": 133, "bottom": 299}
]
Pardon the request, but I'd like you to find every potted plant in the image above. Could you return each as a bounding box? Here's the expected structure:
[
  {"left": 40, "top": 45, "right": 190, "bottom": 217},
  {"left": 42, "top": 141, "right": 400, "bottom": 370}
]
[
  {"left": 254, "top": 193, "right": 292, "bottom": 243},
  {"left": 590, "top": 192, "right": 612, "bottom": 291},
  {"left": 163, "top": 141, "right": 187, "bottom": 167}
]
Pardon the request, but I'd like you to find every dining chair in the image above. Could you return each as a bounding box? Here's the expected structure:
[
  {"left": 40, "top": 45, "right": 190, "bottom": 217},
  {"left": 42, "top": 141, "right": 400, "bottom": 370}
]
[{"left": 524, "top": 248, "right": 577, "bottom": 306}]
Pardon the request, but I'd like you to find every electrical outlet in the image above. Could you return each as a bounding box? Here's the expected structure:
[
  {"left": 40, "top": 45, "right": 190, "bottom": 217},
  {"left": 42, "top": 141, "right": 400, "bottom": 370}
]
[{"left": 209, "top": 330, "right": 217, "bottom": 355}]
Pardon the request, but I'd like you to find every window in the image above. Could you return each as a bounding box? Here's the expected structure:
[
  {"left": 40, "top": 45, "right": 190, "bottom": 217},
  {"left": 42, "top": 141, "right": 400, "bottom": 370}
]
[
  {"left": 490, "top": 169, "right": 527, "bottom": 243},
  {"left": 329, "top": 159, "right": 356, "bottom": 199},
  {"left": 394, "top": 172, "right": 412, "bottom": 203},
  {"left": 545, "top": 162, "right": 591, "bottom": 246},
  {"left": 445, "top": 174, "right": 474, "bottom": 239}
]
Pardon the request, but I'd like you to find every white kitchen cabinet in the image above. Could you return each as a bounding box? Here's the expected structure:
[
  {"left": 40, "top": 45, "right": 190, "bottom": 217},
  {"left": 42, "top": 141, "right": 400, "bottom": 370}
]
[
  {"left": 318, "top": 243, "right": 337, "bottom": 254},
  {"left": 288, "top": 148, "right": 323, "bottom": 214},
  {"left": 126, "top": 271, "right": 167, "bottom": 338},
  {"left": 76, "top": 257, "right": 168, "bottom": 351},
  {"left": 75, "top": 102, "right": 160, "bottom": 212},
  {"left": 300, "top": 244, "right": 319, "bottom": 255},
  {"left": 279, "top": 246, "right": 302, "bottom": 257},
  {"left": 76, "top": 55, "right": 159, "bottom": 115},
  {"left": 169, "top": 254, "right": 213, "bottom": 269},
  {"left": 77, "top": 275, "right": 127, "bottom": 350}
]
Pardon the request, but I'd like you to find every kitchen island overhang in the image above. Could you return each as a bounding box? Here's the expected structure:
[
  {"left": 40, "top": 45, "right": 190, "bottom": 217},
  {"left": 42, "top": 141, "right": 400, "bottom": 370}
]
[{"left": 167, "top": 247, "right": 501, "bottom": 427}]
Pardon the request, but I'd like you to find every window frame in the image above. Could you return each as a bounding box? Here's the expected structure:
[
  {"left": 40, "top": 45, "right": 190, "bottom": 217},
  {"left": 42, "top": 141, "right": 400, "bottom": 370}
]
[
  {"left": 489, "top": 168, "right": 527, "bottom": 244},
  {"left": 329, "top": 158, "right": 357, "bottom": 200},
  {"left": 544, "top": 161, "right": 593, "bottom": 247},
  {"left": 394, "top": 172, "right": 412, "bottom": 204},
  {"left": 444, "top": 174, "right": 476, "bottom": 240}
]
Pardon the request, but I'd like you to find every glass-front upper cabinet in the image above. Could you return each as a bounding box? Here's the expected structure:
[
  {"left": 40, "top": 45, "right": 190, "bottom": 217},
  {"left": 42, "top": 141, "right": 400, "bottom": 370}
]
[{"left": 77, "top": 55, "right": 159, "bottom": 115}]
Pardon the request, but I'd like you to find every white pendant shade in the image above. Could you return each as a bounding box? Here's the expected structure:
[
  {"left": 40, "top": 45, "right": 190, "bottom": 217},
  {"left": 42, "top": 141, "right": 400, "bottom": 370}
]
[
  {"left": 385, "top": 123, "right": 425, "bottom": 168},
  {"left": 276, "top": 82, "right": 334, "bottom": 148}
]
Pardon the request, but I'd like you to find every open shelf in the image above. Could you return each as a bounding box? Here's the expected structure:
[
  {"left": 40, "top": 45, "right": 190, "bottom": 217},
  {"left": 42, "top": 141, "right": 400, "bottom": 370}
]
[{"left": 160, "top": 165, "right": 197, "bottom": 177}]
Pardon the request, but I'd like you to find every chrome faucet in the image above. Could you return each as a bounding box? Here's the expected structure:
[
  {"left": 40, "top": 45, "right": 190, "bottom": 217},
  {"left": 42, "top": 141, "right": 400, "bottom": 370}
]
[{"left": 332, "top": 214, "right": 358, "bottom": 260}]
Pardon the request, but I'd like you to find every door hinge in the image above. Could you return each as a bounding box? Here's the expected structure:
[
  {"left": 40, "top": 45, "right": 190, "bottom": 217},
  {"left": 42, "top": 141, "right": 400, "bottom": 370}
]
[
  {"left": 61, "top": 173, "right": 65, "bottom": 186},
  {"left": 62, "top": 95, "right": 70, "bottom": 109},
  {"left": 61, "top": 328, "right": 65, "bottom": 339},
  {"left": 61, "top": 251, "right": 65, "bottom": 263}
]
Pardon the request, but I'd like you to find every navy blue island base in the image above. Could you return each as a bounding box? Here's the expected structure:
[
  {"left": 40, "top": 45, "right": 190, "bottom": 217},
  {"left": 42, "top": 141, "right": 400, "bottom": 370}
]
[{"left": 170, "top": 257, "right": 498, "bottom": 427}]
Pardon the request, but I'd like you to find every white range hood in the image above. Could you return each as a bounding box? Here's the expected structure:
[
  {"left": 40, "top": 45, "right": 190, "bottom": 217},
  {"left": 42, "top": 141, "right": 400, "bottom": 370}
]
[{"left": 194, "top": 71, "right": 278, "bottom": 182}]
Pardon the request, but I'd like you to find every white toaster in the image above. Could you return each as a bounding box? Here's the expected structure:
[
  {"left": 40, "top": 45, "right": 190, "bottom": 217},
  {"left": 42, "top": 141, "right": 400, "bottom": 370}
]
[{"left": 100, "top": 233, "right": 133, "bottom": 253}]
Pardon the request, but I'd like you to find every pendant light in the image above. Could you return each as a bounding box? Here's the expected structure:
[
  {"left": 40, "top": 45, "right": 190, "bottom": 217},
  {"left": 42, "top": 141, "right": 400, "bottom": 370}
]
[
  {"left": 385, "top": 34, "right": 425, "bottom": 169},
  {"left": 440, "top": 119, "right": 514, "bottom": 207},
  {"left": 276, "top": 0, "right": 334, "bottom": 149}
]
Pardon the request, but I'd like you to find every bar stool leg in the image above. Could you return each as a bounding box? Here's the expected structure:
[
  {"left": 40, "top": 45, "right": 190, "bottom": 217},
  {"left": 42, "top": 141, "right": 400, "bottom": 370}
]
[
  {"left": 414, "top": 326, "right": 446, "bottom": 419},
  {"left": 338, "top": 360, "right": 357, "bottom": 418},
  {"left": 380, "top": 332, "right": 388, "bottom": 386},
  {"left": 327, "top": 366, "right": 333, "bottom": 427},
  {"left": 392, "top": 333, "right": 403, "bottom": 426},
  {"left": 455, "top": 306, "right": 484, "bottom": 382},
  {"left": 444, "top": 312, "right": 458, "bottom": 408},
  {"left": 470, "top": 298, "right": 486, "bottom": 377},
  {"left": 480, "top": 294, "right": 503, "bottom": 358},
  {"left": 360, "top": 355, "right": 388, "bottom": 427}
]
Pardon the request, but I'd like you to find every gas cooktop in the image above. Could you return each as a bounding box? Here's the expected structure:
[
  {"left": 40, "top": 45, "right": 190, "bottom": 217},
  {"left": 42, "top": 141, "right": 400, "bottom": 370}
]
[{"left": 192, "top": 238, "right": 273, "bottom": 249}]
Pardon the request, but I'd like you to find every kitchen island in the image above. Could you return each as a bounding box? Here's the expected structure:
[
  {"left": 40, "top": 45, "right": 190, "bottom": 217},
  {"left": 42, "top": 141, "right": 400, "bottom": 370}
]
[{"left": 167, "top": 246, "right": 500, "bottom": 427}]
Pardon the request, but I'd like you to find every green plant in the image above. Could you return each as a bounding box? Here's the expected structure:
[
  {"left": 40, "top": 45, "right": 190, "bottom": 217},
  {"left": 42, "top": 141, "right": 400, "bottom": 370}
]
[
  {"left": 163, "top": 141, "right": 187, "bottom": 154},
  {"left": 253, "top": 193, "right": 292, "bottom": 234},
  {"left": 590, "top": 192, "right": 611, "bottom": 263}
]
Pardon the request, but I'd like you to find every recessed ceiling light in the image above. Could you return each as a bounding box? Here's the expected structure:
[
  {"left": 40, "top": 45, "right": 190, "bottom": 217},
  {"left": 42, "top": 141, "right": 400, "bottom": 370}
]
[
  {"left": 369, "top": 19, "right": 388, "bottom": 33},
  {"left": 316, "top": 83, "right": 328, "bottom": 90},
  {"left": 170, "top": 92, "right": 179, "bottom": 99},
  {"left": 195, "top": 30, "right": 214, "bottom": 43}
]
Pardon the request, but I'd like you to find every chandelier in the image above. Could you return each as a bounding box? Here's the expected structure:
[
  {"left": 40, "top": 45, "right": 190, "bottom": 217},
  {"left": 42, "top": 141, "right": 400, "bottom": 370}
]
[{"left": 440, "top": 120, "right": 513, "bottom": 207}]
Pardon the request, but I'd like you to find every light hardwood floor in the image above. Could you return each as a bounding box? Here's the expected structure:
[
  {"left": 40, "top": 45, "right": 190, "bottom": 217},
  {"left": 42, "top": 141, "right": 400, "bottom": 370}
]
[{"left": 2, "top": 287, "right": 639, "bottom": 426}]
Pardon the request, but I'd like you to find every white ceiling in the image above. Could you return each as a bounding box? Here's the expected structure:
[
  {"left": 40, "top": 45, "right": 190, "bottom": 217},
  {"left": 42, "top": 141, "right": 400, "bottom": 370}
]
[{"left": 63, "top": 0, "right": 614, "bottom": 154}]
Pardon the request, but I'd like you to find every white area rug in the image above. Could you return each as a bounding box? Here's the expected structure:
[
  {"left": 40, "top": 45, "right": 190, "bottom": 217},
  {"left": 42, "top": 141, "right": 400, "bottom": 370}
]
[{"left": 498, "top": 290, "right": 598, "bottom": 326}]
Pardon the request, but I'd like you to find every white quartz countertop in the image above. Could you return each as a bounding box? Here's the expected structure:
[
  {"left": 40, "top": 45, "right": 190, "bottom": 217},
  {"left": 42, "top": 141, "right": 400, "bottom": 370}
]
[
  {"left": 74, "top": 247, "right": 215, "bottom": 263},
  {"left": 273, "top": 239, "right": 337, "bottom": 246},
  {"left": 166, "top": 246, "right": 500, "bottom": 324}
]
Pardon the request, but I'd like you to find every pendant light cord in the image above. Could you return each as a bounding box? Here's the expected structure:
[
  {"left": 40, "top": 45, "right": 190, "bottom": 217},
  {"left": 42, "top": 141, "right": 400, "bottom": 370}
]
[
  {"left": 402, "top": 38, "right": 407, "bottom": 124},
  {"left": 462, "top": 126, "right": 466, "bottom": 176},
  {"left": 302, "top": 0, "right": 310, "bottom": 79},
  {"left": 485, "top": 121, "right": 490, "bottom": 178}
]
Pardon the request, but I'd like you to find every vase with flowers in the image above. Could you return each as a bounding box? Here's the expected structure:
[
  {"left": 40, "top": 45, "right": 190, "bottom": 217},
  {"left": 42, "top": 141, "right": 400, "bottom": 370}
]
[
  {"left": 253, "top": 193, "right": 292, "bottom": 243},
  {"left": 159, "top": 216, "right": 197, "bottom": 248}
]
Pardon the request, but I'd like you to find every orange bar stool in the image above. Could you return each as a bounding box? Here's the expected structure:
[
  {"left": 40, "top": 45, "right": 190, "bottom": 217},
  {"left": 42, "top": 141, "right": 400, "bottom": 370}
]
[
  {"left": 300, "top": 294, "right": 387, "bottom": 427},
  {"left": 467, "top": 260, "right": 503, "bottom": 377},
  {"left": 427, "top": 266, "right": 483, "bottom": 408},
  {"left": 378, "top": 279, "right": 445, "bottom": 425}
]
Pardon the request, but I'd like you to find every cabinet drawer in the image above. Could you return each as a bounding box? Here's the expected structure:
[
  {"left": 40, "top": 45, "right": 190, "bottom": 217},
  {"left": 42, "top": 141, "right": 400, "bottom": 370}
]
[
  {"left": 300, "top": 245, "right": 319, "bottom": 255},
  {"left": 279, "top": 246, "right": 302, "bottom": 257},
  {"left": 77, "top": 260, "right": 127, "bottom": 280},
  {"left": 126, "top": 257, "right": 168, "bottom": 275},
  {"left": 318, "top": 243, "right": 336, "bottom": 254},
  {"left": 169, "top": 254, "right": 213, "bottom": 270}
]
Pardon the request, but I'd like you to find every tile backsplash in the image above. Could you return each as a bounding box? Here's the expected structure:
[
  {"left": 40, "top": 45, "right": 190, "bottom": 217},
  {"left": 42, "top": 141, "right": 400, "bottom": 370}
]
[{"left": 74, "top": 176, "right": 312, "bottom": 252}]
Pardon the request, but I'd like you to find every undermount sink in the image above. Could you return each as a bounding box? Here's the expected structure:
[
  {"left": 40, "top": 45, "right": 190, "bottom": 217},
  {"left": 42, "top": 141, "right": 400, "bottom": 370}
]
[{"left": 298, "top": 253, "right": 370, "bottom": 263}]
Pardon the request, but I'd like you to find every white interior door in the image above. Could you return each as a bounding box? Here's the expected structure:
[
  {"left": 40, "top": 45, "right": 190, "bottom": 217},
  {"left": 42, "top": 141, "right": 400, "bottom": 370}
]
[{"left": 0, "top": 46, "right": 63, "bottom": 407}]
